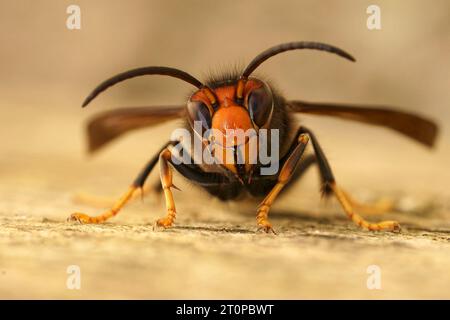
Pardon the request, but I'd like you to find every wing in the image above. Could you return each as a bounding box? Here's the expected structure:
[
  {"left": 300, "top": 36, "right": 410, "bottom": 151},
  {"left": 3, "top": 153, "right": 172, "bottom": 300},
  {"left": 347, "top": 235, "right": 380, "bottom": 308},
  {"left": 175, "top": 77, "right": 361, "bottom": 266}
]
[
  {"left": 288, "top": 100, "right": 438, "bottom": 147},
  {"left": 87, "top": 106, "right": 184, "bottom": 153}
]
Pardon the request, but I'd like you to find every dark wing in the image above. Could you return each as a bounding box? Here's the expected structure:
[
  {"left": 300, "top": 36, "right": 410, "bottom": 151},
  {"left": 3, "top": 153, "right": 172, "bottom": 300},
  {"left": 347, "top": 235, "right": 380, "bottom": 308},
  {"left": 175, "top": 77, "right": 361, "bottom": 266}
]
[
  {"left": 87, "top": 106, "right": 184, "bottom": 153},
  {"left": 288, "top": 100, "right": 438, "bottom": 147}
]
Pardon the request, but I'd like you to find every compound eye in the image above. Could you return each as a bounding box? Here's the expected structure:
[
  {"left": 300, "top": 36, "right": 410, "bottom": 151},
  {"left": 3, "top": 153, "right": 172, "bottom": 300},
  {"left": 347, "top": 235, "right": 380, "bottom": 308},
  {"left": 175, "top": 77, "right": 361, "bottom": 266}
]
[
  {"left": 187, "top": 100, "right": 212, "bottom": 134},
  {"left": 247, "top": 83, "right": 273, "bottom": 128}
]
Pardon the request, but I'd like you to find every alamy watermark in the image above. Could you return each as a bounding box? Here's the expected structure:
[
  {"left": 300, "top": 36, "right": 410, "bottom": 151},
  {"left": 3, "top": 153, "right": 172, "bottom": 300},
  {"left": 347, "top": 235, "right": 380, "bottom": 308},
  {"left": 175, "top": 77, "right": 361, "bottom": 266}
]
[
  {"left": 170, "top": 121, "right": 280, "bottom": 175},
  {"left": 66, "top": 5, "right": 81, "bottom": 30},
  {"left": 367, "top": 5, "right": 381, "bottom": 30},
  {"left": 366, "top": 265, "right": 382, "bottom": 290},
  {"left": 66, "top": 265, "right": 81, "bottom": 290}
]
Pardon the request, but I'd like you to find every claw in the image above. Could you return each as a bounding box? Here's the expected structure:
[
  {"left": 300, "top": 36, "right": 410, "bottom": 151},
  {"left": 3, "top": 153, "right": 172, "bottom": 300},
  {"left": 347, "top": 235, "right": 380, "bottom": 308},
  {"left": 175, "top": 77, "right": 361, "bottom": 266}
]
[
  {"left": 257, "top": 226, "right": 277, "bottom": 235},
  {"left": 152, "top": 220, "right": 166, "bottom": 231},
  {"left": 256, "top": 220, "right": 277, "bottom": 235},
  {"left": 389, "top": 221, "right": 402, "bottom": 233},
  {"left": 67, "top": 212, "right": 93, "bottom": 224},
  {"left": 153, "top": 209, "right": 176, "bottom": 231},
  {"left": 156, "top": 217, "right": 174, "bottom": 228}
]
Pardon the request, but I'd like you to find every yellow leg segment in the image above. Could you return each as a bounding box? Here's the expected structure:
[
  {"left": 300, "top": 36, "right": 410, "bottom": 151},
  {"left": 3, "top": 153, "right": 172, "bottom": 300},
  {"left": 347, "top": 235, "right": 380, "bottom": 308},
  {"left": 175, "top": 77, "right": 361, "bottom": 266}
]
[
  {"left": 257, "top": 184, "right": 284, "bottom": 234},
  {"left": 72, "top": 185, "right": 152, "bottom": 209},
  {"left": 154, "top": 148, "right": 177, "bottom": 229},
  {"left": 256, "top": 134, "right": 310, "bottom": 234},
  {"left": 330, "top": 182, "right": 401, "bottom": 232},
  {"left": 68, "top": 186, "right": 136, "bottom": 224},
  {"left": 342, "top": 190, "right": 394, "bottom": 216}
]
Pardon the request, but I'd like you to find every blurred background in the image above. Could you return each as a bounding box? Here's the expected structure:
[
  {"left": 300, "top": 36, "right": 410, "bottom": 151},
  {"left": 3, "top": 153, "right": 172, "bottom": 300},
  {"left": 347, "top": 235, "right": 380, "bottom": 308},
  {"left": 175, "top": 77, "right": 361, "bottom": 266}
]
[
  {"left": 1, "top": 0, "right": 449, "bottom": 196},
  {"left": 0, "top": 0, "right": 449, "bottom": 299}
]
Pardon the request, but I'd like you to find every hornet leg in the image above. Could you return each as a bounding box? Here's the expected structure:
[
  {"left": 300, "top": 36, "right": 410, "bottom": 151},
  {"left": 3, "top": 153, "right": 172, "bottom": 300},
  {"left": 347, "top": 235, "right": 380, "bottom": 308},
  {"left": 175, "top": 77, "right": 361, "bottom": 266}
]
[
  {"left": 153, "top": 145, "right": 233, "bottom": 228},
  {"left": 299, "top": 127, "right": 400, "bottom": 232},
  {"left": 282, "top": 154, "right": 394, "bottom": 216},
  {"left": 67, "top": 142, "right": 170, "bottom": 224},
  {"left": 256, "top": 133, "right": 310, "bottom": 233},
  {"left": 71, "top": 183, "right": 160, "bottom": 209},
  {"left": 154, "top": 148, "right": 178, "bottom": 228}
]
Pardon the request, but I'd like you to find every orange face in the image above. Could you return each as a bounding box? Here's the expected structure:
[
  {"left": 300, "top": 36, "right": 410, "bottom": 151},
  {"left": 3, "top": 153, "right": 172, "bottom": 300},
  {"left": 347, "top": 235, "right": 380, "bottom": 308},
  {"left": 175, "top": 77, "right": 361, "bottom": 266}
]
[
  {"left": 186, "top": 78, "right": 274, "bottom": 175},
  {"left": 211, "top": 88, "right": 254, "bottom": 144},
  {"left": 188, "top": 79, "right": 273, "bottom": 133}
]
